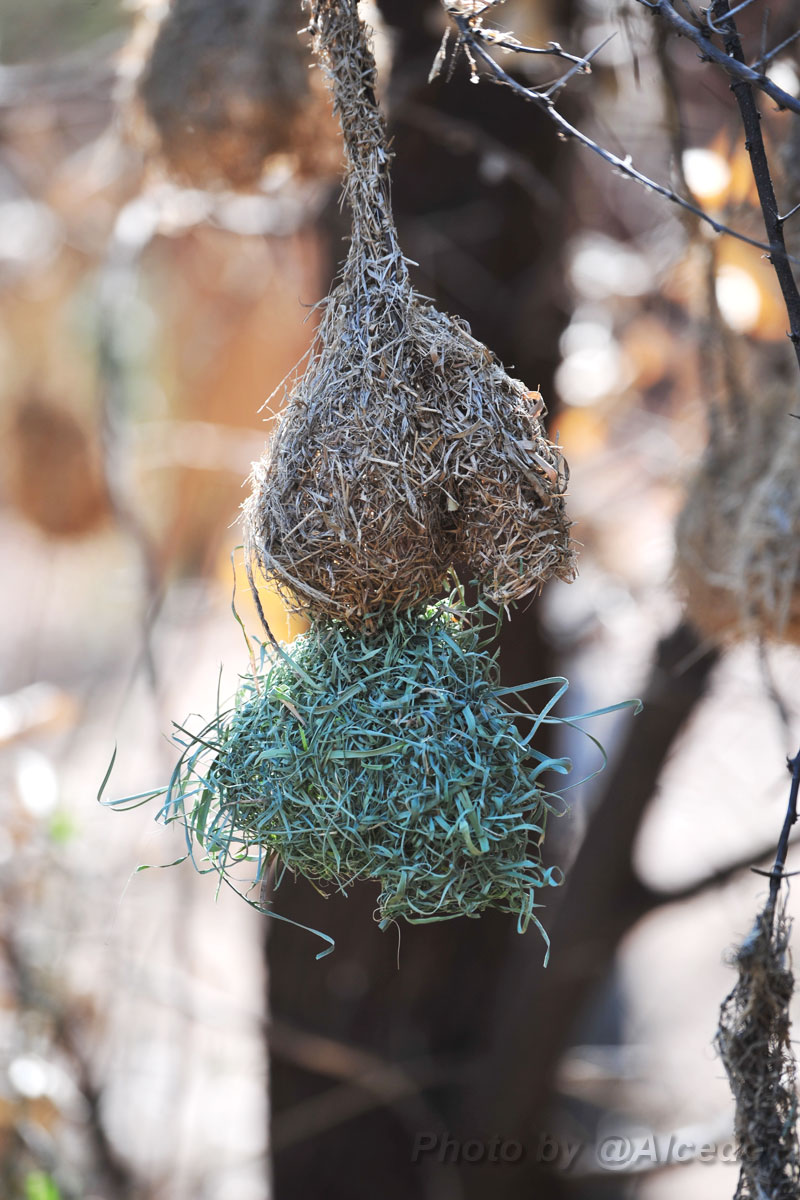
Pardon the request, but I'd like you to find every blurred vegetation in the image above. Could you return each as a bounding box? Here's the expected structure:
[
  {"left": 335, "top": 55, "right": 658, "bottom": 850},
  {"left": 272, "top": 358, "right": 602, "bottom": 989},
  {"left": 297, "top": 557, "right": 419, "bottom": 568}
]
[{"left": 0, "top": 0, "right": 129, "bottom": 63}]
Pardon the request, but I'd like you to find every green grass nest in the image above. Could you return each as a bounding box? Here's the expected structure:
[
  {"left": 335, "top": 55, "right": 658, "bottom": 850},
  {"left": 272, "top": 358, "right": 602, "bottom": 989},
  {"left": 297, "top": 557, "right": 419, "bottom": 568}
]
[
  {"left": 104, "top": 597, "right": 635, "bottom": 958},
  {"left": 168, "top": 600, "right": 573, "bottom": 945}
]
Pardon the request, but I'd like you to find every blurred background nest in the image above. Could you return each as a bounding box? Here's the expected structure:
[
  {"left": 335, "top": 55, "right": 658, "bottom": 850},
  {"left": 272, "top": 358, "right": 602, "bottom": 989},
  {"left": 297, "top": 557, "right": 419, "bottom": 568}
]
[
  {"left": 128, "top": 0, "right": 340, "bottom": 188},
  {"left": 675, "top": 388, "right": 800, "bottom": 646},
  {"left": 0, "top": 2, "right": 799, "bottom": 1200}
]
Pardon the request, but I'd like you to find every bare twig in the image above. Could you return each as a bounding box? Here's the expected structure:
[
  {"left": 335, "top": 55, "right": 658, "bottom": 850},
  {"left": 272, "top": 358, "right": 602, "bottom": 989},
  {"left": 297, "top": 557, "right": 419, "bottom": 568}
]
[
  {"left": 705, "top": 0, "right": 758, "bottom": 38},
  {"left": 454, "top": 25, "right": 595, "bottom": 70},
  {"left": 543, "top": 32, "right": 616, "bottom": 101},
  {"left": 766, "top": 747, "right": 800, "bottom": 920},
  {"left": 707, "top": 0, "right": 800, "bottom": 372},
  {"left": 446, "top": 12, "right": 800, "bottom": 267},
  {"left": 752, "top": 27, "right": 800, "bottom": 72},
  {"left": 638, "top": 1, "right": 800, "bottom": 115}
]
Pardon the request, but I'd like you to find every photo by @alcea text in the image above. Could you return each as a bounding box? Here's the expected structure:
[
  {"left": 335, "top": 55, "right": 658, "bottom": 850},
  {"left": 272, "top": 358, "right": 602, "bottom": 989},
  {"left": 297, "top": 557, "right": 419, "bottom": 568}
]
[{"left": 410, "top": 1131, "right": 739, "bottom": 1172}]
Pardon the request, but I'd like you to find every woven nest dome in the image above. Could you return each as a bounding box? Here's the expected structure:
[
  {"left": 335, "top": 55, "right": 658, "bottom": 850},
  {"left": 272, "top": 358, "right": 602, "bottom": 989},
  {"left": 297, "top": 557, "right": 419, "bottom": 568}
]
[
  {"left": 675, "top": 394, "right": 800, "bottom": 645},
  {"left": 166, "top": 600, "right": 564, "bottom": 937},
  {"left": 135, "top": 0, "right": 334, "bottom": 188},
  {"left": 244, "top": 0, "right": 574, "bottom": 625}
]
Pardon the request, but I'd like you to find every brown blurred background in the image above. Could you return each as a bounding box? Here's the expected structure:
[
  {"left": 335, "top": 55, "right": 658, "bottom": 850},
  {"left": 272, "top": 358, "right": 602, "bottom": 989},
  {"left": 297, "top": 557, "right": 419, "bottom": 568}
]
[{"left": 1, "top": 2, "right": 799, "bottom": 1199}]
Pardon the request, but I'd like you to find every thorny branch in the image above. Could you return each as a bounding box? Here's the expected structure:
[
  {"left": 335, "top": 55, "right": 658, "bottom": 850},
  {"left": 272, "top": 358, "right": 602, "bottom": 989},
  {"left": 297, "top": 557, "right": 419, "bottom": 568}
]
[
  {"left": 704, "top": 0, "right": 800, "bottom": 372},
  {"left": 762, "top": 748, "right": 800, "bottom": 920},
  {"left": 639, "top": 1, "right": 800, "bottom": 117},
  {"left": 442, "top": 10, "right": 800, "bottom": 270}
]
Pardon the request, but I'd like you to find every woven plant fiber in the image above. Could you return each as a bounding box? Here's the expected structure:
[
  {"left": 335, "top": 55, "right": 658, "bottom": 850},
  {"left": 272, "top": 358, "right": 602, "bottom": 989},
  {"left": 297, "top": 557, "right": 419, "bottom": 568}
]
[
  {"left": 716, "top": 903, "right": 800, "bottom": 1200},
  {"left": 161, "top": 599, "right": 566, "bottom": 940},
  {"left": 244, "top": 0, "right": 575, "bottom": 626}
]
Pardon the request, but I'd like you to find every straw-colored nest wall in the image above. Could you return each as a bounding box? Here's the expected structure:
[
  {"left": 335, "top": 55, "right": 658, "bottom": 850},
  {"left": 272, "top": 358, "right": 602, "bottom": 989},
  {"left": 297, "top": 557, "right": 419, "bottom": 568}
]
[
  {"left": 716, "top": 905, "right": 800, "bottom": 1199},
  {"left": 244, "top": 0, "right": 575, "bottom": 625},
  {"left": 246, "top": 299, "right": 573, "bottom": 624},
  {"left": 675, "top": 396, "right": 800, "bottom": 645}
]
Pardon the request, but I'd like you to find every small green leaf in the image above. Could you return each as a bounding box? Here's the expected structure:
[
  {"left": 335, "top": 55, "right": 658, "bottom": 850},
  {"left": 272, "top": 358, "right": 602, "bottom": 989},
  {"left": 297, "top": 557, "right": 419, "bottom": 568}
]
[
  {"left": 25, "top": 1172, "right": 61, "bottom": 1200},
  {"left": 48, "top": 810, "right": 76, "bottom": 845}
]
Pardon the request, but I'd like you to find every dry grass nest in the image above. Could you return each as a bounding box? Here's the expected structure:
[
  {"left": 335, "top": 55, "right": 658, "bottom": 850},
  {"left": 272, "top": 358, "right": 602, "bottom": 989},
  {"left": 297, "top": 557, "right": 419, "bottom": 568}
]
[
  {"left": 245, "top": 297, "right": 574, "bottom": 625},
  {"left": 716, "top": 903, "right": 800, "bottom": 1199},
  {"left": 675, "top": 394, "right": 800, "bottom": 645},
  {"left": 136, "top": 0, "right": 335, "bottom": 188},
  {"left": 157, "top": 599, "right": 568, "bottom": 947},
  {"left": 244, "top": 0, "right": 575, "bottom": 626}
]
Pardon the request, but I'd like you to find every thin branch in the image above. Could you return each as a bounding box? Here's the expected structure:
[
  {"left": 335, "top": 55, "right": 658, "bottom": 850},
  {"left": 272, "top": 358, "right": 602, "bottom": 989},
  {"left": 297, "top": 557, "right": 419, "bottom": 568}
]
[
  {"left": 780, "top": 200, "right": 800, "bottom": 224},
  {"left": 448, "top": 13, "right": 800, "bottom": 267},
  {"left": 641, "top": 1, "right": 800, "bottom": 116},
  {"left": 645, "top": 833, "right": 800, "bottom": 910},
  {"left": 469, "top": 29, "right": 596, "bottom": 69},
  {"left": 752, "top": 27, "right": 800, "bottom": 72},
  {"left": 705, "top": 0, "right": 758, "bottom": 37},
  {"left": 708, "top": 0, "right": 800, "bottom": 371},
  {"left": 543, "top": 32, "right": 616, "bottom": 101},
  {"left": 767, "top": 748, "right": 800, "bottom": 919}
]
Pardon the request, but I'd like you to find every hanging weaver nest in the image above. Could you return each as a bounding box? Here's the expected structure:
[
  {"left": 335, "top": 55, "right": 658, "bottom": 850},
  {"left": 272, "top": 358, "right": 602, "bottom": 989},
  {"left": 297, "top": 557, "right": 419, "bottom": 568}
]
[
  {"left": 157, "top": 598, "right": 567, "bottom": 947},
  {"left": 716, "top": 900, "right": 800, "bottom": 1199},
  {"left": 244, "top": 0, "right": 575, "bottom": 626},
  {"left": 134, "top": 0, "right": 335, "bottom": 188},
  {"left": 3, "top": 393, "right": 109, "bottom": 539},
  {"left": 675, "top": 392, "right": 800, "bottom": 645}
]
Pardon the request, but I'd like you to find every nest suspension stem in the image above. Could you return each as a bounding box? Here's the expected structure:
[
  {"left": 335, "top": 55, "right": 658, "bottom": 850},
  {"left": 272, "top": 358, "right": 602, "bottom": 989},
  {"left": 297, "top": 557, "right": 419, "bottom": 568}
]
[{"left": 307, "top": 0, "right": 407, "bottom": 286}]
